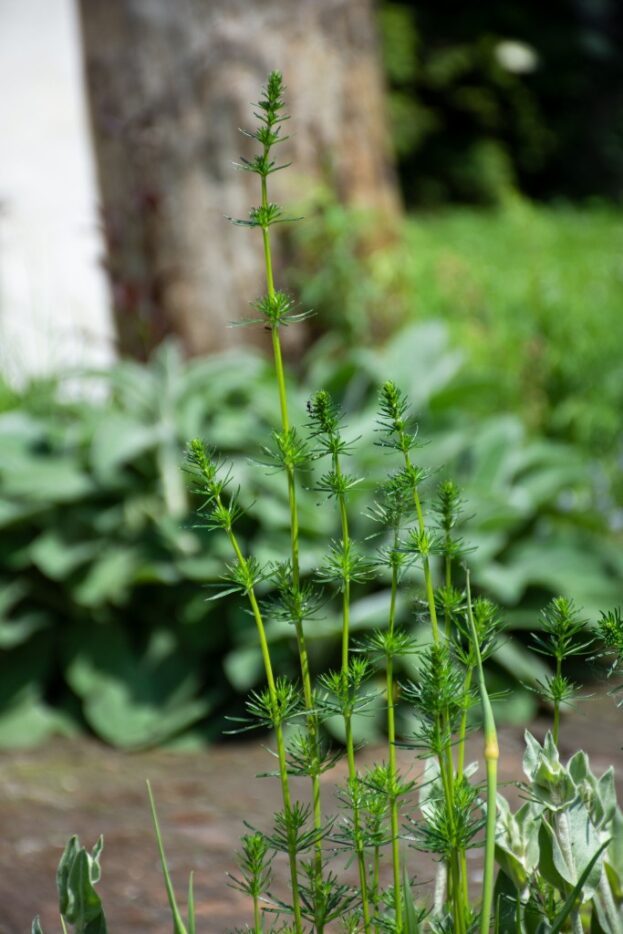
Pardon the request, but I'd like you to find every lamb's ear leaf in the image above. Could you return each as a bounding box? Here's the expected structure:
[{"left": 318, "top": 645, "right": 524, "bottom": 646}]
[
  {"left": 56, "top": 835, "right": 80, "bottom": 916},
  {"left": 66, "top": 849, "right": 107, "bottom": 933},
  {"left": 548, "top": 839, "right": 610, "bottom": 934}
]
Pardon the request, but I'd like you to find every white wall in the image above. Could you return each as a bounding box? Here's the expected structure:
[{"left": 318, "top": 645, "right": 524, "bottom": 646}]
[{"left": 0, "top": 0, "right": 115, "bottom": 385}]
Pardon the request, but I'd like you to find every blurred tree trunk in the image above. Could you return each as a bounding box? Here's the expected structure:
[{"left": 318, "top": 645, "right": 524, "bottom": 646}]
[{"left": 78, "top": 0, "right": 400, "bottom": 359}]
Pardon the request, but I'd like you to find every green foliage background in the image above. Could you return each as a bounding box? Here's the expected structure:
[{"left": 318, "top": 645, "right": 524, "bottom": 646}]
[
  {"left": 1, "top": 326, "right": 621, "bottom": 748},
  {"left": 292, "top": 200, "right": 623, "bottom": 492},
  {"left": 2, "top": 3, "right": 623, "bottom": 748}
]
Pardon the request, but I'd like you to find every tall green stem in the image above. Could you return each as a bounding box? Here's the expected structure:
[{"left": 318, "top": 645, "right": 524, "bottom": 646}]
[
  {"left": 444, "top": 554, "right": 452, "bottom": 640},
  {"left": 346, "top": 714, "right": 372, "bottom": 932},
  {"left": 372, "top": 844, "right": 381, "bottom": 931},
  {"left": 408, "top": 476, "right": 440, "bottom": 645},
  {"left": 457, "top": 667, "right": 474, "bottom": 781},
  {"left": 334, "top": 454, "right": 371, "bottom": 933},
  {"left": 260, "top": 172, "right": 324, "bottom": 914},
  {"left": 402, "top": 451, "right": 468, "bottom": 924},
  {"left": 553, "top": 655, "right": 562, "bottom": 745},
  {"left": 221, "top": 512, "right": 303, "bottom": 934},
  {"left": 466, "top": 574, "right": 498, "bottom": 934},
  {"left": 386, "top": 554, "right": 403, "bottom": 932}
]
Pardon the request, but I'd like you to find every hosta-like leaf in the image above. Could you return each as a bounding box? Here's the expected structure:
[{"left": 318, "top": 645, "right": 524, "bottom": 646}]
[
  {"left": 29, "top": 531, "right": 97, "bottom": 581},
  {"left": 64, "top": 626, "right": 213, "bottom": 747},
  {"left": 90, "top": 413, "right": 158, "bottom": 479}
]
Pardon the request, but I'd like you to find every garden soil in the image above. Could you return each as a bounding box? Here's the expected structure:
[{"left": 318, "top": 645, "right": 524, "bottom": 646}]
[{"left": 1, "top": 692, "right": 621, "bottom": 933}]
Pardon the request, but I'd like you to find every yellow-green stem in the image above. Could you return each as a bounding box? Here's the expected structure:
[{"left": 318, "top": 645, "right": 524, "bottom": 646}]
[
  {"left": 466, "top": 574, "right": 499, "bottom": 934},
  {"left": 456, "top": 666, "right": 474, "bottom": 921},
  {"left": 448, "top": 848, "right": 466, "bottom": 934},
  {"left": 437, "top": 728, "right": 466, "bottom": 934},
  {"left": 260, "top": 175, "right": 324, "bottom": 899},
  {"left": 457, "top": 667, "right": 474, "bottom": 781},
  {"left": 444, "top": 554, "right": 452, "bottom": 640},
  {"left": 247, "top": 590, "right": 303, "bottom": 934},
  {"left": 253, "top": 892, "right": 261, "bottom": 934},
  {"left": 346, "top": 714, "right": 372, "bottom": 933},
  {"left": 403, "top": 452, "right": 466, "bottom": 925},
  {"left": 402, "top": 453, "right": 440, "bottom": 647},
  {"left": 221, "top": 513, "right": 303, "bottom": 933},
  {"left": 372, "top": 844, "right": 381, "bottom": 930},
  {"left": 334, "top": 456, "right": 371, "bottom": 932},
  {"left": 386, "top": 562, "right": 403, "bottom": 932},
  {"left": 553, "top": 655, "right": 562, "bottom": 745}
]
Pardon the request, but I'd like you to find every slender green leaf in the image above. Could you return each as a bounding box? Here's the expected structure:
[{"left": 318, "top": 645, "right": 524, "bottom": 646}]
[{"left": 146, "top": 780, "right": 188, "bottom": 934}]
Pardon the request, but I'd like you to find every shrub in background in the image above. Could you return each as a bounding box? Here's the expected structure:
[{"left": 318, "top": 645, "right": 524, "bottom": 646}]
[
  {"left": 291, "top": 197, "right": 623, "bottom": 501},
  {"left": 0, "top": 323, "right": 622, "bottom": 748}
]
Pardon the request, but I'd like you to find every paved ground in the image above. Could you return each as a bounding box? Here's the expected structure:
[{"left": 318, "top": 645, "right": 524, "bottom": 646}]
[{"left": 1, "top": 692, "right": 621, "bottom": 933}]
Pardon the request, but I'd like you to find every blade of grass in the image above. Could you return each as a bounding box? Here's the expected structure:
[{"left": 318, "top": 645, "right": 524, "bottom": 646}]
[
  {"left": 146, "top": 780, "right": 188, "bottom": 934},
  {"left": 187, "top": 871, "right": 196, "bottom": 934},
  {"left": 402, "top": 864, "right": 421, "bottom": 934}
]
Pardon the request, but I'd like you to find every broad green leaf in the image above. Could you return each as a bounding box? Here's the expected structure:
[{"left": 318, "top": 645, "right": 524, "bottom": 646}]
[
  {"left": 90, "top": 413, "right": 158, "bottom": 479},
  {"left": 0, "top": 606, "right": 48, "bottom": 648},
  {"left": 493, "top": 869, "right": 521, "bottom": 933},
  {"left": 0, "top": 633, "right": 55, "bottom": 709},
  {"left": 73, "top": 547, "right": 141, "bottom": 606},
  {"left": 606, "top": 809, "right": 623, "bottom": 898},
  {"left": 64, "top": 626, "right": 211, "bottom": 747},
  {"left": 539, "top": 807, "right": 605, "bottom": 902},
  {"left": 30, "top": 531, "right": 97, "bottom": 581},
  {"left": 539, "top": 819, "right": 574, "bottom": 893},
  {"left": 548, "top": 838, "right": 610, "bottom": 933},
  {"left": 0, "top": 691, "right": 76, "bottom": 748},
  {"left": 495, "top": 796, "right": 541, "bottom": 894},
  {"left": 224, "top": 645, "right": 264, "bottom": 692},
  {"left": 591, "top": 886, "right": 623, "bottom": 934},
  {"left": 523, "top": 732, "right": 576, "bottom": 811},
  {"left": 493, "top": 639, "right": 551, "bottom": 688},
  {"left": 57, "top": 835, "right": 108, "bottom": 934},
  {"left": 0, "top": 455, "right": 93, "bottom": 503}
]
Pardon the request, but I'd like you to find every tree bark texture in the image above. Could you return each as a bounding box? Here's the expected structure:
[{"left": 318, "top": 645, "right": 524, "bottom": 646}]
[{"left": 78, "top": 0, "right": 400, "bottom": 358}]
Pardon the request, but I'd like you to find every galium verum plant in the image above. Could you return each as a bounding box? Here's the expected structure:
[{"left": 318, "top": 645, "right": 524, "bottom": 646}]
[{"left": 34, "top": 71, "right": 623, "bottom": 934}]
